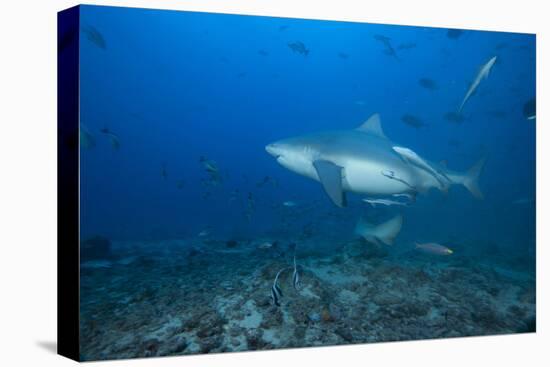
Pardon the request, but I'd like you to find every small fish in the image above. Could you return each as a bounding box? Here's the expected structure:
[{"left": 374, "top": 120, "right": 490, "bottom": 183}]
[
  {"left": 100, "top": 128, "right": 120, "bottom": 150},
  {"left": 288, "top": 41, "right": 309, "bottom": 56},
  {"left": 278, "top": 25, "right": 289, "bottom": 32},
  {"left": 523, "top": 98, "right": 536, "bottom": 120},
  {"left": 444, "top": 111, "right": 466, "bottom": 124},
  {"left": 198, "top": 230, "right": 210, "bottom": 237},
  {"left": 176, "top": 180, "right": 185, "bottom": 189},
  {"left": 418, "top": 78, "right": 438, "bottom": 90},
  {"left": 401, "top": 114, "right": 427, "bottom": 128},
  {"left": 258, "top": 242, "right": 274, "bottom": 249},
  {"left": 271, "top": 268, "right": 286, "bottom": 307},
  {"left": 256, "top": 176, "right": 277, "bottom": 188},
  {"left": 373, "top": 34, "right": 391, "bottom": 43},
  {"left": 354, "top": 100, "right": 366, "bottom": 106},
  {"left": 374, "top": 34, "right": 399, "bottom": 60},
  {"left": 258, "top": 49, "right": 269, "bottom": 57},
  {"left": 362, "top": 198, "right": 408, "bottom": 207},
  {"left": 283, "top": 201, "right": 297, "bottom": 207},
  {"left": 446, "top": 29, "right": 464, "bottom": 39},
  {"left": 458, "top": 56, "right": 498, "bottom": 113},
  {"left": 292, "top": 253, "right": 300, "bottom": 291},
  {"left": 338, "top": 52, "right": 349, "bottom": 59},
  {"left": 81, "top": 25, "right": 106, "bottom": 49},
  {"left": 161, "top": 163, "right": 168, "bottom": 180},
  {"left": 415, "top": 242, "right": 453, "bottom": 255}
]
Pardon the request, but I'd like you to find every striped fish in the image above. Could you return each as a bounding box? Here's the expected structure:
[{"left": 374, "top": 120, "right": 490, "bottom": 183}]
[
  {"left": 271, "top": 268, "right": 285, "bottom": 307},
  {"left": 292, "top": 255, "right": 300, "bottom": 291}
]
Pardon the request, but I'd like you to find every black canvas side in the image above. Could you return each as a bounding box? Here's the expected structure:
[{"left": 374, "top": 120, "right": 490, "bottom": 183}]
[{"left": 57, "top": 5, "right": 80, "bottom": 361}]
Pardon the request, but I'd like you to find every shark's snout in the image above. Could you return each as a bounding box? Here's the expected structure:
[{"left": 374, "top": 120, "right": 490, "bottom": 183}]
[{"left": 265, "top": 143, "right": 281, "bottom": 158}]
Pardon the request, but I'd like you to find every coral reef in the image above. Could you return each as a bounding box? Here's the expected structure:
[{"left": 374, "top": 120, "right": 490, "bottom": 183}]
[{"left": 79, "top": 238, "right": 536, "bottom": 361}]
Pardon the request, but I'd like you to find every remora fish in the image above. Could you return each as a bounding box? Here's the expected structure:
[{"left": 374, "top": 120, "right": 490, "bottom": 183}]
[
  {"left": 355, "top": 214, "right": 403, "bottom": 246},
  {"left": 458, "top": 56, "right": 497, "bottom": 113},
  {"left": 392, "top": 146, "right": 450, "bottom": 188},
  {"left": 415, "top": 242, "right": 453, "bottom": 255},
  {"left": 265, "top": 114, "right": 486, "bottom": 207},
  {"left": 362, "top": 198, "right": 408, "bottom": 207}
]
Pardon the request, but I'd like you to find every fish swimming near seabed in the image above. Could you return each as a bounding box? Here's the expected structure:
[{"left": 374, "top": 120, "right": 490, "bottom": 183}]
[
  {"left": 458, "top": 56, "right": 498, "bottom": 113},
  {"left": 271, "top": 268, "right": 286, "bottom": 307},
  {"left": 292, "top": 253, "right": 300, "bottom": 291},
  {"left": 355, "top": 214, "right": 403, "bottom": 246},
  {"left": 415, "top": 242, "right": 453, "bottom": 255},
  {"left": 266, "top": 113, "right": 486, "bottom": 207}
]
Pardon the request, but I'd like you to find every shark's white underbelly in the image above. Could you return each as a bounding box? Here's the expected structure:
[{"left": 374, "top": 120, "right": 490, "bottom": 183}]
[{"left": 343, "top": 160, "right": 413, "bottom": 195}]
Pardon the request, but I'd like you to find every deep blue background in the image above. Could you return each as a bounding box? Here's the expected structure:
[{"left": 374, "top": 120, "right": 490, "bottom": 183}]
[{"left": 79, "top": 5, "right": 535, "bottom": 253}]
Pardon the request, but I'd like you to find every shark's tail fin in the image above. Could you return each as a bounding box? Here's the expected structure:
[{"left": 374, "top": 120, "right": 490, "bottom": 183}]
[{"left": 462, "top": 157, "right": 486, "bottom": 199}]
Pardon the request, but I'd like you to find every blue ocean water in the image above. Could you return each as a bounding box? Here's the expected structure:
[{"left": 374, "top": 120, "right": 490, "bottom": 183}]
[{"left": 76, "top": 5, "right": 535, "bottom": 360}]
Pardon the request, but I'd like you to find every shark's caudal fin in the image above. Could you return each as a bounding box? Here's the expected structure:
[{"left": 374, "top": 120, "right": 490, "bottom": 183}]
[
  {"left": 355, "top": 214, "right": 403, "bottom": 245},
  {"left": 462, "top": 157, "right": 486, "bottom": 199}
]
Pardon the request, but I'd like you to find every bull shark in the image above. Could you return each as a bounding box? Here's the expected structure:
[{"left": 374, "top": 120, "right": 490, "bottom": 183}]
[
  {"left": 458, "top": 56, "right": 497, "bottom": 113},
  {"left": 265, "top": 114, "right": 485, "bottom": 207}
]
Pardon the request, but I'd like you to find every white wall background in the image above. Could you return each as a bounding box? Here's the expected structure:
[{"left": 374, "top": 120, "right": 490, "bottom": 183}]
[{"left": 0, "top": 1, "right": 547, "bottom": 366}]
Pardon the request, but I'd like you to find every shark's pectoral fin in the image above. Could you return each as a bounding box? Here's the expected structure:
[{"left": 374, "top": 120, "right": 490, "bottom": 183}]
[{"left": 313, "top": 160, "right": 347, "bottom": 207}]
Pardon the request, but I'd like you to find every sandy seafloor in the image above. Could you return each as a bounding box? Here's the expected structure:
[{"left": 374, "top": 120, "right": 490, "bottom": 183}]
[{"left": 79, "top": 238, "right": 535, "bottom": 361}]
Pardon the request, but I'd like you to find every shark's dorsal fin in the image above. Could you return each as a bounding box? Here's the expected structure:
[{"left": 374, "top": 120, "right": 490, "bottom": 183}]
[
  {"left": 313, "top": 160, "right": 347, "bottom": 208},
  {"left": 356, "top": 113, "right": 386, "bottom": 139}
]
